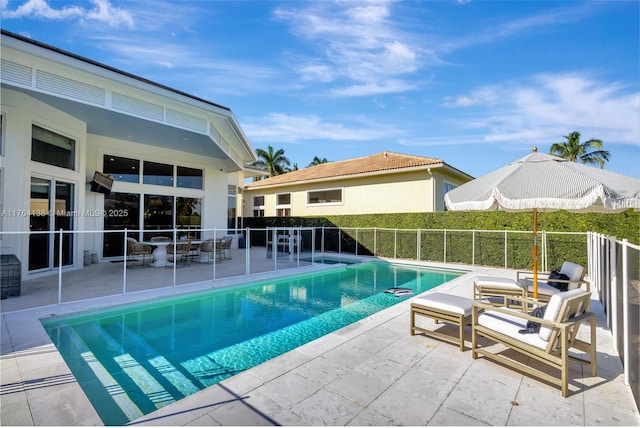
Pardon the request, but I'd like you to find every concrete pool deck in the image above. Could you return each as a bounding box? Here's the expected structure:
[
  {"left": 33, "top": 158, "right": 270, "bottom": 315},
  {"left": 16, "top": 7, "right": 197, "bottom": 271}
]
[{"left": 1, "top": 260, "right": 639, "bottom": 426}]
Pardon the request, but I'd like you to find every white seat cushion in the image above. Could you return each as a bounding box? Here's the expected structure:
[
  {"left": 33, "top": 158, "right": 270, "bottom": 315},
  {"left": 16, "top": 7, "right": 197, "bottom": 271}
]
[
  {"left": 477, "top": 310, "right": 548, "bottom": 350},
  {"left": 474, "top": 276, "right": 522, "bottom": 291},
  {"left": 519, "top": 279, "right": 563, "bottom": 297},
  {"left": 412, "top": 293, "right": 473, "bottom": 316}
]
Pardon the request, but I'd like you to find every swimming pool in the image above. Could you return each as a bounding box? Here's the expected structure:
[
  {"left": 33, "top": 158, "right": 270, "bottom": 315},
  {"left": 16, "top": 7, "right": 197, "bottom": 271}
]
[
  {"left": 41, "top": 261, "right": 463, "bottom": 425},
  {"left": 304, "top": 254, "right": 362, "bottom": 264}
]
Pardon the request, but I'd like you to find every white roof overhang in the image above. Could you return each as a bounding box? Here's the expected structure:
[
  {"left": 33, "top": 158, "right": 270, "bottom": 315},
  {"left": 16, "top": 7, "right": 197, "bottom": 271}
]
[{"left": 1, "top": 30, "right": 257, "bottom": 172}]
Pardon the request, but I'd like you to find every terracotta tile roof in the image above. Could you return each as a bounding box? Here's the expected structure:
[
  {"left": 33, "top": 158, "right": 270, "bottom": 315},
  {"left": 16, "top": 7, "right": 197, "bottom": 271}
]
[{"left": 245, "top": 151, "right": 445, "bottom": 189}]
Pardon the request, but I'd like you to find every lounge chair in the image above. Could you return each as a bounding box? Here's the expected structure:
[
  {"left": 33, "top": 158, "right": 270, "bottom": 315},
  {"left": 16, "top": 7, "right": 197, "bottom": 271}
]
[
  {"left": 126, "top": 237, "right": 152, "bottom": 267},
  {"left": 517, "top": 261, "right": 589, "bottom": 303},
  {"left": 472, "top": 288, "right": 597, "bottom": 397}
]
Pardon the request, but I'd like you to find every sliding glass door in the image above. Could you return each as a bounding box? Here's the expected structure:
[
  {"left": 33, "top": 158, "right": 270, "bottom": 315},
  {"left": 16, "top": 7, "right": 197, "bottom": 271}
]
[{"left": 29, "top": 177, "right": 74, "bottom": 271}]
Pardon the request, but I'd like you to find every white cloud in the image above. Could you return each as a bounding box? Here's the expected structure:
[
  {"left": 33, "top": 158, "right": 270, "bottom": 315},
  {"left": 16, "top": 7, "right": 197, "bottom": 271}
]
[
  {"left": 274, "top": 1, "right": 425, "bottom": 97},
  {"left": 243, "top": 113, "right": 404, "bottom": 143},
  {"left": 295, "top": 62, "right": 334, "bottom": 83},
  {"left": 1, "top": 0, "right": 134, "bottom": 28},
  {"left": 443, "top": 73, "right": 640, "bottom": 147},
  {"left": 331, "top": 80, "right": 416, "bottom": 97},
  {"left": 439, "top": 3, "right": 592, "bottom": 53},
  {"left": 86, "top": 34, "right": 279, "bottom": 95},
  {"left": 398, "top": 134, "right": 490, "bottom": 147},
  {"left": 442, "top": 87, "right": 502, "bottom": 107}
]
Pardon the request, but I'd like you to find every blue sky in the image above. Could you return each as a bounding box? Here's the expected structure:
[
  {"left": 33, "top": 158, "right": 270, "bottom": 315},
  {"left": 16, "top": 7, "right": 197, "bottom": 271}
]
[{"left": 2, "top": 0, "right": 639, "bottom": 178}]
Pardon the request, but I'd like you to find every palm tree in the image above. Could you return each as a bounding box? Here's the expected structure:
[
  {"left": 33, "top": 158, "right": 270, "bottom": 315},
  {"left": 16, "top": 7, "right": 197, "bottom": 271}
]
[
  {"left": 308, "top": 156, "right": 329, "bottom": 167},
  {"left": 252, "top": 145, "right": 291, "bottom": 178},
  {"left": 550, "top": 131, "right": 610, "bottom": 168}
]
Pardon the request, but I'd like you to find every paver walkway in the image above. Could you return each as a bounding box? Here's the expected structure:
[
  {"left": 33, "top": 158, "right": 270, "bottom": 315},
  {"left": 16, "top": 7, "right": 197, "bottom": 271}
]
[{"left": 1, "top": 261, "right": 639, "bottom": 426}]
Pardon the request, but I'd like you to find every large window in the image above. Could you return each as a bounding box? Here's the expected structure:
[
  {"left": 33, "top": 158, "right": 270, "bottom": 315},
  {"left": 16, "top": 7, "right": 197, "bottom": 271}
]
[
  {"left": 308, "top": 188, "right": 342, "bottom": 204},
  {"left": 143, "top": 194, "right": 174, "bottom": 239},
  {"left": 276, "top": 193, "right": 291, "bottom": 217},
  {"left": 103, "top": 155, "right": 140, "bottom": 183},
  {"left": 31, "top": 125, "right": 75, "bottom": 170},
  {"left": 143, "top": 161, "right": 174, "bottom": 186},
  {"left": 103, "top": 192, "right": 140, "bottom": 257},
  {"left": 253, "top": 195, "right": 265, "bottom": 217},
  {"left": 177, "top": 166, "right": 203, "bottom": 189},
  {"left": 277, "top": 193, "right": 291, "bottom": 205},
  {"left": 177, "top": 197, "right": 201, "bottom": 238}
]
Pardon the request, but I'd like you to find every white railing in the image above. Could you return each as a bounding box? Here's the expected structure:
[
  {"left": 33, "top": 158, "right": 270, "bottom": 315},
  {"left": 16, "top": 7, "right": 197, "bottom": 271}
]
[
  {"left": 588, "top": 232, "right": 639, "bottom": 409},
  {"left": 1, "top": 226, "right": 587, "bottom": 302}
]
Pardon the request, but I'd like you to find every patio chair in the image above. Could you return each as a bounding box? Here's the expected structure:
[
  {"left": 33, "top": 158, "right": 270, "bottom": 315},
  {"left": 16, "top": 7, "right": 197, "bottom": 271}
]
[
  {"left": 167, "top": 239, "right": 192, "bottom": 267},
  {"left": 472, "top": 288, "right": 597, "bottom": 397},
  {"left": 517, "top": 261, "right": 589, "bottom": 303},
  {"left": 126, "top": 237, "right": 152, "bottom": 267},
  {"left": 199, "top": 239, "right": 222, "bottom": 263},
  {"left": 221, "top": 236, "right": 233, "bottom": 260}
]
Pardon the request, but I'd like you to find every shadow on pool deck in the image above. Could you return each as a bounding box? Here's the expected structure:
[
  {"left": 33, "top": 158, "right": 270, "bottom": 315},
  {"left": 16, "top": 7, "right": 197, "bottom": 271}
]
[{"left": 1, "top": 261, "right": 639, "bottom": 426}]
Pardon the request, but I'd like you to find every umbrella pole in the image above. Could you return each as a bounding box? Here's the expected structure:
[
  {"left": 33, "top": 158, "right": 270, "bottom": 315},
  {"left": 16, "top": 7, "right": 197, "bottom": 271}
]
[{"left": 533, "top": 208, "right": 538, "bottom": 299}]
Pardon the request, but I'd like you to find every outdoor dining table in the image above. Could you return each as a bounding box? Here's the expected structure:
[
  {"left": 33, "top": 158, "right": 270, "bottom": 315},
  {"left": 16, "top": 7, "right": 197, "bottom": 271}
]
[{"left": 141, "top": 240, "right": 202, "bottom": 267}]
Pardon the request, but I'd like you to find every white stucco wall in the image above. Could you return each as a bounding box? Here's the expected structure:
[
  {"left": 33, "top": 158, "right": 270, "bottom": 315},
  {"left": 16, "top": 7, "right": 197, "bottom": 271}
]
[
  {"left": 1, "top": 89, "right": 87, "bottom": 273},
  {"left": 243, "top": 170, "right": 443, "bottom": 217},
  {"left": 1, "top": 88, "right": 236, "bottom": 279}
]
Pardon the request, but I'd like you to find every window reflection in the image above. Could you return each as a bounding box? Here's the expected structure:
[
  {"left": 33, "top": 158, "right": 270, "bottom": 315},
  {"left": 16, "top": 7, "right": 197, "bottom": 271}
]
[
  {"left": 104, "top": 155, "right": 139, "bottom": 183},
  {"left": 177, "top": 166, "right": 203, "bottom": 189},
  {"left": 177, "top": 197, "right": 201, "bottom": 239},
  {"left": 143, "top": 161, "right": 173, "bottom": 186},
  {"left": 144, "top": 194, "right": 174, "bottom": 240}
]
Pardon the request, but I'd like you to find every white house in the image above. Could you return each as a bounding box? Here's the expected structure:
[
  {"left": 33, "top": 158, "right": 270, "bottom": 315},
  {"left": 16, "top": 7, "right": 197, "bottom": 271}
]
[{"left": 0, "top": 29, "right": 262, "bottom": 279}]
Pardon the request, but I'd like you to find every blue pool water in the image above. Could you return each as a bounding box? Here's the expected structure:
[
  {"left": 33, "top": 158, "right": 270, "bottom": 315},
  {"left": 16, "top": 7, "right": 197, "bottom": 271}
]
[
  {"left": 304, "top": 255, "right": 361, "bottom": 264},
  {"left": 42, "top": 261, "right": 463, "bottom": 425}
]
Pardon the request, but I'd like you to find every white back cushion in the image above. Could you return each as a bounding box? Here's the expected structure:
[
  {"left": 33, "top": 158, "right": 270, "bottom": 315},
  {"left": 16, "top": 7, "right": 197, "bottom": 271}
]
[
  {"left": 560, "top": 261, "right": 584, "bottom": 284},
  {"left": 538, "top": 288, "right": 588, "bottom": 341}
]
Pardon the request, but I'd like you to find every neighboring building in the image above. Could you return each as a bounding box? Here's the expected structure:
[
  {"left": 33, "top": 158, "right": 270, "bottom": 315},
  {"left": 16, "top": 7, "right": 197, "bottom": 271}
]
[
  {"left": 243, "top": 151, "right": 474, "bottom": 217},
  {"left": 0, "top": 29, "right": 262, "bottom": 279}
]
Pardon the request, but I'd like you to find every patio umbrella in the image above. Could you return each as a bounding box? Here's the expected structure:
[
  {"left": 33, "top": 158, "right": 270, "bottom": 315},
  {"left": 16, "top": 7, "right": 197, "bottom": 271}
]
[{"left": 444, "top": 147, "right": 640, "bottom": 298}]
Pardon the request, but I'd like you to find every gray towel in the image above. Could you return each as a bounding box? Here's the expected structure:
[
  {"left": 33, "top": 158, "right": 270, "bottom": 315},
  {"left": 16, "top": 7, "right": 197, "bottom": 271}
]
[{"left": 518, "top": 305, "right": 547, "bottom": 334}]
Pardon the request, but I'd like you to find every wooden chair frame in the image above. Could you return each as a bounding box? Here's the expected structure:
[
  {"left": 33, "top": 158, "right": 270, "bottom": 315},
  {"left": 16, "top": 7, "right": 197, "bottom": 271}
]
[
  {"left": 473, "top": 277, "right": 527, "bottom": 312},
  {"left": 410, "top": 295, "right": 473, "bottom": 351},
  {"left": 471, "top": 292, "right": 596, "bottom": 397}
]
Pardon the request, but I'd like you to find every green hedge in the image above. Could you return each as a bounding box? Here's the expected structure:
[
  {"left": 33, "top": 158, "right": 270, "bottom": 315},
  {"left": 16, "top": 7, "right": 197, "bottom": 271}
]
[
  {"left": 244, "top": 210, "right": 638, "bottom": 270},
  {"left": 244, "top": 210, "right": 639, "bottom": 244}
]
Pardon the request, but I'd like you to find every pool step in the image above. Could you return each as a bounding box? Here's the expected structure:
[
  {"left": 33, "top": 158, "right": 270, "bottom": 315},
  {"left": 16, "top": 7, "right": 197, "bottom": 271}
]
[
  {"left": 114, "top": 322, "right": 201, "bottom": 397},
  {"left": 86, "top": 323, "right": 176, "bottom": 410},
  {"left": 60, "top": 325, "right": 144, "bottom": 422}
]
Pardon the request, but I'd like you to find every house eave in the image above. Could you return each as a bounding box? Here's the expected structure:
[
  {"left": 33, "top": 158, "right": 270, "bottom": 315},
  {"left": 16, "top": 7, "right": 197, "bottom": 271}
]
[
  {"left": 1, "top": 29, "right": 257, "bottom": 168},
  {"left": 244, "top": 163, "right": 449, "bottom": 191}
]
